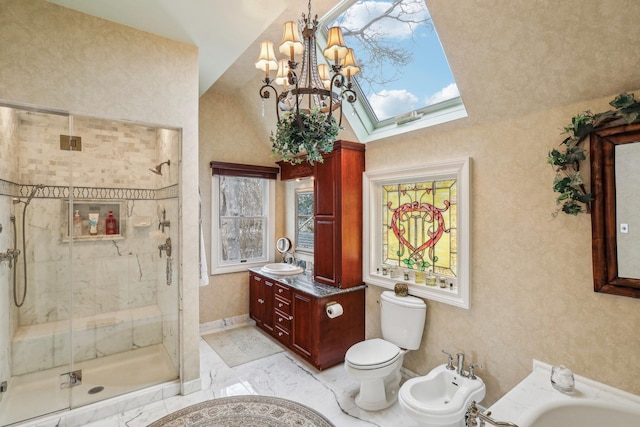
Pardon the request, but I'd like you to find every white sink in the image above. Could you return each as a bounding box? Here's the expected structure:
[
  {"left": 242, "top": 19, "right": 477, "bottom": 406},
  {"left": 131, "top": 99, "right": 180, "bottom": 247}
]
[{"left": 261, "top": 263, "right": 303, "bottom": 276}]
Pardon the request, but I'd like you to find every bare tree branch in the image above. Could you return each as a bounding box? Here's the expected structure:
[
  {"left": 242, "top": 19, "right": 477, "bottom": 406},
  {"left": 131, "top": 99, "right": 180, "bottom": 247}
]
[{"left": 336, "top": 0, "right": 433, "bottom": 93}]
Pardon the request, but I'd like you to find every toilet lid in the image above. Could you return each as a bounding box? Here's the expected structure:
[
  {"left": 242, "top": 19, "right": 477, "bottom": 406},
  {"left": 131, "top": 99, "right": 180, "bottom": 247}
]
[{"left": 346, "top": 338, "right": 400, "bottom": 368}]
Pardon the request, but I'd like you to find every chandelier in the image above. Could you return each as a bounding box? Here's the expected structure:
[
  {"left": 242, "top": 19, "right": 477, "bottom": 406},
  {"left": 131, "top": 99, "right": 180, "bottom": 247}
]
[{"left": 255, "top": 0, "right": 360, "bottom": 127}]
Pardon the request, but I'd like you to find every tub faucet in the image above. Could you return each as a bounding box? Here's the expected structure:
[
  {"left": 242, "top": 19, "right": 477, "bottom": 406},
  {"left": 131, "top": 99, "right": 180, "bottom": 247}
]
[
  {"left": 456, "top": 353, "right": 465, "bottom": 376},
  {"left": 466, "top": 401, "right": 519, "bottom": 427}
]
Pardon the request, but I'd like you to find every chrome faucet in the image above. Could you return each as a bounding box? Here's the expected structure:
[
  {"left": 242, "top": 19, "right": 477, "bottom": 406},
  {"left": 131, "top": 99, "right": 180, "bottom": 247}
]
[
  {"left": 158, "top": 209, "right": 170, "bottom": 233},
  {"left": 456, "top": 352, "right": 465, "bottom": 376},
  {"left": 158, "top": 237, "right": 172, "bottom": 258},
  {"left": 466, "top": 401, "right": 519, "bottom": 427},
  {"left": 0, "top": 248, "right": 20, "bottom": 268},
  {"left": 442, "top": 350, "right": 455, "bottom": 370},
  {"left": 468, "top": 363, "right": 483, "bottom": 380}
]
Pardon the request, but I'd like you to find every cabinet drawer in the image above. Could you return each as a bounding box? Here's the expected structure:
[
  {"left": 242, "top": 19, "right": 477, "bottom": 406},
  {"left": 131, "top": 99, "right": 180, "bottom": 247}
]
[
  {"left": 274, "top": 295, "right": 291, "bottom": 314},
  {"left": 274, "top": 308, "right": 292, "bottom": 331},
  {"left": 274, "top": 325, "right": 290, "bottom": 346},
  {"left": 273, "top": 283, "right": 291, "bottom": 301}
]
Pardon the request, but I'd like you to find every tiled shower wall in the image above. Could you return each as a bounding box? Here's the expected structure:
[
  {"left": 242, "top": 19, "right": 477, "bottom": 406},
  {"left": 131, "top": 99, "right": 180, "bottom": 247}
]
[
  {"left": 17, "top": 112, "right": 164, "bottom": 188},
  {"left": 1, "top": 109, "right": 180, "bottom": 376}
]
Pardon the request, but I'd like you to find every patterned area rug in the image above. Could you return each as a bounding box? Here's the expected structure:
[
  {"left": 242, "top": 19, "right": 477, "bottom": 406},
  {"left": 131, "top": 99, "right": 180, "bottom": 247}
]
[
  {"left": 202, "top": 326, "right": 283, "bottom": 367},
  {"left": 148, "top": 395, "right": 335, "bottom": 427}
]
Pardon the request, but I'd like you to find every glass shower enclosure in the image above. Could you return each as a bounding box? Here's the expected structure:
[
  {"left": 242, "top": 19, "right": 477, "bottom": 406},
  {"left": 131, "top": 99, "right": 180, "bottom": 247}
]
[{"left": 0, "top": 104, "right": 180, "bottom": 426}]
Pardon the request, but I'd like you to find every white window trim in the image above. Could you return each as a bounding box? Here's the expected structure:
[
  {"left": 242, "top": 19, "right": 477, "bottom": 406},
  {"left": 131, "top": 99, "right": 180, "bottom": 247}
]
[
  {"left": 210, "top": 176, "right": 276, "bottom": 275},
  {"left": 363, "top": 158, "right": 471, "bottom": 309}
]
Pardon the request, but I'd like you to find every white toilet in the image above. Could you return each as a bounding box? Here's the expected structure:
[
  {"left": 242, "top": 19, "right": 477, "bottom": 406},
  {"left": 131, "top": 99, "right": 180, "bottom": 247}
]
[{"left": 344, "top": 290, "right": 426, "bottom": 411}]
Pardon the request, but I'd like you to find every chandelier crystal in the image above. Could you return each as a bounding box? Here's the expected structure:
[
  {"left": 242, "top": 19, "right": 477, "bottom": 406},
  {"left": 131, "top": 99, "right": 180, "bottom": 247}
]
[{"left": 256, "top": 0, "right": 359, "bottom": 127}]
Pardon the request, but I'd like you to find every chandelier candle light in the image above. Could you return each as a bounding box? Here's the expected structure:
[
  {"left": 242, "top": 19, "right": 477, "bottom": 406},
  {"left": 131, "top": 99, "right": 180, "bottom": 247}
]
[{"left": 256, "top": 0, "right": 360, "bottom": 164}]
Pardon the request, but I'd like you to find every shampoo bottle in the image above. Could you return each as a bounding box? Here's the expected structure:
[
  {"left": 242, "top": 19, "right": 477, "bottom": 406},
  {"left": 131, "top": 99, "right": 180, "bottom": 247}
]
[
  {"left": 73, "top": 209, "right": 82, "bottom": 237},
  {"left": 88, "top": 212, "right": 99, "bottom": 235},
  {"left": 105, "top": 211, "right": 117, "bottom": 235}
]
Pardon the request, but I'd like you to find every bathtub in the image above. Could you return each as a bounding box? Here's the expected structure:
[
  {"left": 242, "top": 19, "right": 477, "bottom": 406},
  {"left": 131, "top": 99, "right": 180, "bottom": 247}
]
[
  {"left": 486, "top": 360, "right": 640, "bottom": 427},
  {"left": 518, "top": 399, "right": 640, "bottom": 427}
]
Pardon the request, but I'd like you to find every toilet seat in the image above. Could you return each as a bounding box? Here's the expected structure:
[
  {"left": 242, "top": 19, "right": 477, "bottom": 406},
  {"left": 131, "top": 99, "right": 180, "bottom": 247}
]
[{"left": 345, "top": 339, "right": 400, "bottom": 370}]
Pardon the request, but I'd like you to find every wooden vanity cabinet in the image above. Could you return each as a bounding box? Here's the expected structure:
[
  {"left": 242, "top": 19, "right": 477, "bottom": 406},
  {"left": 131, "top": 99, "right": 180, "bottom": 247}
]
[
  {"left": 272, "top": 282, "right": 292, "bottom": 346},
  {"left": 249, "top": 271, "right": 365, "bottom": 370},
  {"left": 314, "top": 141, "right": 365, "bottom": 289},
  {"left": 249, "top": 273, "right": 274, "bottom": 333}
]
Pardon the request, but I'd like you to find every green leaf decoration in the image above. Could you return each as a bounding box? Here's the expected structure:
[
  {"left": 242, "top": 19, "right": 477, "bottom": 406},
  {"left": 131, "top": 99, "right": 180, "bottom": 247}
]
[
  {"left": 270, "top": 107, "right": 341, "bottom": 165},
  {"left": 610, "top": 93, "right": 636, "bottom": 109},
  {"left": 550, "top": 92, "right": 640, "bottom": 216}
]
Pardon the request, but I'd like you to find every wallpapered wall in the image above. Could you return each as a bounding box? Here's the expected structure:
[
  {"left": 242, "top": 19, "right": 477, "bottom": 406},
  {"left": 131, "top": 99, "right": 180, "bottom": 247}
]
[{"left": 199, "top": 83, "right": 640, "bottom": 404}]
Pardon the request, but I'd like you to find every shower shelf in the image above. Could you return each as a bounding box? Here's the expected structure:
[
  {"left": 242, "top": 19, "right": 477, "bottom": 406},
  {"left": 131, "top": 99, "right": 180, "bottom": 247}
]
[{"left": 61, "top": 200, "right": 125, "bottom": 242}]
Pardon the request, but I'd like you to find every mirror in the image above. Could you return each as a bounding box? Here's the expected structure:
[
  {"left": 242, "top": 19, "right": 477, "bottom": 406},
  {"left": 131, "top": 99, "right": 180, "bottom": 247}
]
[
  {"left": 276, "top": 237, "right": 292, "bottom": 256},
  {"left": 590, "top": 122, "right": 640, "bottom": 298},
  {"left": 295, "top": 189, "right": 314, "bottom": 253}
]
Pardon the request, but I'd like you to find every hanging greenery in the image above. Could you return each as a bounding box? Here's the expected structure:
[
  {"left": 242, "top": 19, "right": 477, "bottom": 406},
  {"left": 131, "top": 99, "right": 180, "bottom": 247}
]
[
  {"left": 271, "top": 107, "right": 341, "bottom": 165},
  {"left": 548, "top": 93, "right": 640, "bottom": 216}
]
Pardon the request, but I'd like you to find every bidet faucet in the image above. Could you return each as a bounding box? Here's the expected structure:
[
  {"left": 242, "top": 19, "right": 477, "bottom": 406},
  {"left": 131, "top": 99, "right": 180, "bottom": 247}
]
[
  {"left": 456, "top": 353, "right": 465, "bottom": 376},
  {"left": 442, "top": 350, "right": 455, "bottom": 370},
  {"left": 468, "top": 363, "right": 483, "bottom": 380}
]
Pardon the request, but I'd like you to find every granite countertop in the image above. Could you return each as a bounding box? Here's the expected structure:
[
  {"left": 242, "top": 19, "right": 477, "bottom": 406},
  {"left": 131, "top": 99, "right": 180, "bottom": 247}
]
[{"left": 249, "top": 267, "right": 366, "bottom": 298}]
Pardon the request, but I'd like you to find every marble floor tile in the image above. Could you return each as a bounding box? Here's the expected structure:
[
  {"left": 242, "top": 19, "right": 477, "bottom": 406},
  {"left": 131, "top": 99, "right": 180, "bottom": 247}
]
[{"left": 81, "top": 333, "right": 422, "bottom": 427}]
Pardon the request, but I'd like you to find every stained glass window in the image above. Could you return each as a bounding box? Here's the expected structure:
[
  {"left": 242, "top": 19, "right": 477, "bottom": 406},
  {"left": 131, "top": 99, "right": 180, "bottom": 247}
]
[
  {"left": 363, "top": 159, "right": 470, "bottom": 308},
  {"left": 382, "top": 180, "right": 457, "bottom": 277}
]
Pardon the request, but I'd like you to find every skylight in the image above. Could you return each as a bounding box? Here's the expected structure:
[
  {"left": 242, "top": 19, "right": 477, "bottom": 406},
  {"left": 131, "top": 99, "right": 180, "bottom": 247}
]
[{"left": 321, "top": 0, "right": 467, "bottom": 142}]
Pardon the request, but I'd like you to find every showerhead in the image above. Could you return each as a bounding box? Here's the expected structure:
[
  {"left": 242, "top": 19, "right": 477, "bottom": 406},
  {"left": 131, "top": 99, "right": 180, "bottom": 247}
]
[{"left": 149, "top": 160, "right": 170, "bottom": 176}]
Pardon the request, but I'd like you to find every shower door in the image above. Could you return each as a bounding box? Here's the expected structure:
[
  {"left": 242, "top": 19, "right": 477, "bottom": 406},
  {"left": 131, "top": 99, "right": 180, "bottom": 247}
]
[
  {"left": 0, "top": 105, "right": 180, "bottom": 426},
  {"left": 0, "top": 108, "right": 74, "bottom": 425},
  {"left": 66, "top": 116, "right": 181, "bottom": 409}
]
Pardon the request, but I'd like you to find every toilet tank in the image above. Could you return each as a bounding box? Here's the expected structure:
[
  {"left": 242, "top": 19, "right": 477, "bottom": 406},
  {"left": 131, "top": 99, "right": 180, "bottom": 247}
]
[{"left": 380, "top": 291, "right": 427, "bottom": 350}]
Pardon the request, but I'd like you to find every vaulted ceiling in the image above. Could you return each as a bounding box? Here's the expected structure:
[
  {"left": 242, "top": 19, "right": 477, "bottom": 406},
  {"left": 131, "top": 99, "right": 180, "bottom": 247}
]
[{"left": 48, "top": 0, "right": 640, "bottom": 129}]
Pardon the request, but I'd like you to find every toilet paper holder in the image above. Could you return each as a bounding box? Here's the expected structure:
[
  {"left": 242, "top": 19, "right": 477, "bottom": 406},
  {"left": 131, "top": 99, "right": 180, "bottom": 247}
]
[{"left": 325, "top": 301, "right": 344, "bottom": 319}]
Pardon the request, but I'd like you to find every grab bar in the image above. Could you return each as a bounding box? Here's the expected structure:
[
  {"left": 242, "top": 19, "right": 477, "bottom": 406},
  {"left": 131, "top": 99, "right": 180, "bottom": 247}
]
[{"left": 466, "top": 401, "right": 519, "bottom": 427}]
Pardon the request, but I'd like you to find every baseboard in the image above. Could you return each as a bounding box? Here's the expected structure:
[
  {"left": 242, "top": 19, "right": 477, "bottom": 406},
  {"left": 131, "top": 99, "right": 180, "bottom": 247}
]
[
  {"left": 199, "top": 314, "right": 255, "bottom": 335},
  {"left": 401, "top": 366, "right": 419, "bottom": 380}
]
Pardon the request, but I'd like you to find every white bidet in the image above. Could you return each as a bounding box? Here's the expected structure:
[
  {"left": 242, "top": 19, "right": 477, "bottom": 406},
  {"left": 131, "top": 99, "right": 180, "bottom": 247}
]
[{"left": 398, "top": 364, "right": 486, "bottom": 427}]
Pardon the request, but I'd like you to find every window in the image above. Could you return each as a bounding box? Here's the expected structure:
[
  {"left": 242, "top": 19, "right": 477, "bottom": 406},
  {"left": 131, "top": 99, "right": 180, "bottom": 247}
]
[
  {"left": 363, "top": 158, "right": 471, "bottom": 308},
  {"left": 320, "top": 0, "right": 467, "bottom": 142},
  {"left": 295, "top": 189, "right": 314, "bottom": 253},
  {"left": 210, "top": 162, "right": 277, "bottom": 274}
]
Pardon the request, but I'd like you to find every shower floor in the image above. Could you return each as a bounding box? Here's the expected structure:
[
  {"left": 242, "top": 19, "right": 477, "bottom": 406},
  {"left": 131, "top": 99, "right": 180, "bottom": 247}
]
[{"left": 0, "top": 344, "right": 177, "bottom": 426}]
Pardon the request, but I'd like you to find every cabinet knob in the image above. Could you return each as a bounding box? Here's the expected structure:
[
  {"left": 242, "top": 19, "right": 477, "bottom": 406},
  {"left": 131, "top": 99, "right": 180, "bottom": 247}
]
[
  {"left": 278, "top": 288, "right": 283, "bottom": 293},
  {"left": 278, "top": 332, "right": 283, "bottom": 337},
  {"left": 255, "top": 277, "right": 261, "bottom": 282},
  {"left": 278, "top": 317, "right": 283, "bottom": 322},
  {"left": 289, "top": 316, "right": 293, "bottom": 321}
]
